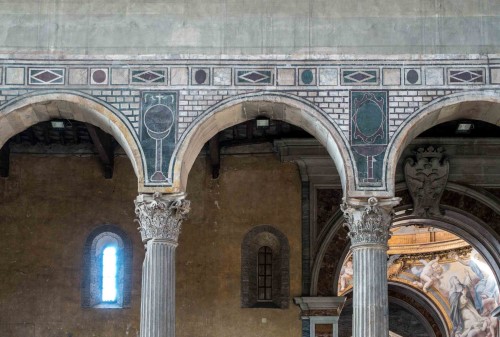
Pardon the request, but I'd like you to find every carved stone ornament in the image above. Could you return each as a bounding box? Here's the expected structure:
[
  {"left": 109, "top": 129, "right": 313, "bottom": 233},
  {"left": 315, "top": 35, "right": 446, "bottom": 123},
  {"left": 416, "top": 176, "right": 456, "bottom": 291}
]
[
  {"left": 404, "top": 146, "right": 449, "bottom": 217},
  {"left": 341, "top": 197, "right": 400, "bottom": 246},
  {"left": 134, "top": 192, "right": 191, "bottom": 244}
]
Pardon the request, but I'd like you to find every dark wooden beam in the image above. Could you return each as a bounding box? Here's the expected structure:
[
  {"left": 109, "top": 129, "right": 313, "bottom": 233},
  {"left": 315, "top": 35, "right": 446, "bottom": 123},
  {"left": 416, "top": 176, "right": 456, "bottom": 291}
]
[
  {"left": 0, "top": 141, "right": 10, "bottom": 178},
  {"left": 28, "top": 127, "right": 37, "bottom": 145},
  {"left": 58, "top": 130, "right": 66, "bottom": 145},
  {"left": 71, "top": 124, "right": 80, "bottom": 144},
  {"left": 43, "top": 123, "right": 51, "bottom": 145},
  {"left": 86, "top": 124, "right": 114, "bottom": 179},
  {"left": 246, "top": 121, "right": 254, "bottom": 140},
  {"left": 208, "top": 134, "right": 220, "bottom": 179}
]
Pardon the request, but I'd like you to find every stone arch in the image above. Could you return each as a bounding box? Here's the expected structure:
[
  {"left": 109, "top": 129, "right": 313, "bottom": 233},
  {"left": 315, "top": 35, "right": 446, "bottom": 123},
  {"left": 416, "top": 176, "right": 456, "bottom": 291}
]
[
  {"left": 385, "top": 89, "right": 500, "bottom": 196},
  {"left": 170, "top": 91, "right": 354, "bottom": 195},
  {"left": 0, "top": 91, "right": 146, "bottom": 190},
  {"left": 339, "top": 285, "right": 448, "bottom": 337},
  {"left": 392, "top": 206, "right": 500, "bottom": 285},
  {"left": 387, "top": 283, "right": 449, "bottom": 337},
  {"left": 311, "top": 184, "right": 500, "bottom": 296}
]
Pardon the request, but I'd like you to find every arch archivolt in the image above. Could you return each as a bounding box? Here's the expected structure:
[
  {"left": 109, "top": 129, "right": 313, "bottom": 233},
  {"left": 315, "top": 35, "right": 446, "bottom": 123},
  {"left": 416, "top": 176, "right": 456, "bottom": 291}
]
[
  {"left": 170, "top": 91, "right": 356, "bottom": 195},
  {"left": 384, "top": 89, "right": 500, "bottom": 196},
  {"left": 0, "top": 90, "right": 147, "bottom": 191},
  {"left": 311, "top": 183, "right": 500, "bottom": 298},
  {"left": 1, "top": 88, "right": 498, "bottom": 197}
]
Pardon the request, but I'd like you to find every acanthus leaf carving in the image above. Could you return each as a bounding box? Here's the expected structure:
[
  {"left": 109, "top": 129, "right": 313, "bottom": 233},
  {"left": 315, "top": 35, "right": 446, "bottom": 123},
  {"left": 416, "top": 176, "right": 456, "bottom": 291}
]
[
  {"left": 404, "top": 146, "right": 449, "bottom": 217},
  {"left": 341, "top": 197, "right": 399, "bottom": 246},
  {"left": 134, "top": 192, "right": 191, "bottom": 245}
]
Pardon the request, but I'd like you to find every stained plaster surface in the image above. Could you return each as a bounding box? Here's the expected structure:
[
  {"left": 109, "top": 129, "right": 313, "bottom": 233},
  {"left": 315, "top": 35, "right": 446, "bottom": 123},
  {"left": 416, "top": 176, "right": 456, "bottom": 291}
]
[
  {"left": 0, "top": 0, "right": 498, "bottom": 56},
  {"left": 0, "top": 149, "right": 303, "bottom": 337},
  {"left": 178, "top": 153, "right": 303, "bottom": 337},
  {"left": 0, "top": 155, "right": 142, "bottom": 337}
]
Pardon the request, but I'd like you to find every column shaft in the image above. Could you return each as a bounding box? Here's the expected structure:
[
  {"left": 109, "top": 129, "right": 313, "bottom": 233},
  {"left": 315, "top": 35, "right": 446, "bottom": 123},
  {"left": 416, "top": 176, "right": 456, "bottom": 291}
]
[
  {"left": 341, "top": 197, "right": 400, "bottom": 337},
  {"left": 140, "top": 240, "right": 176, "bottom": 337},
  {"left": 135, "top": 193, "right": 190, "bottom": 337},
  {"left": 352, "top": 245, "right": 388, "bottom": 337}
]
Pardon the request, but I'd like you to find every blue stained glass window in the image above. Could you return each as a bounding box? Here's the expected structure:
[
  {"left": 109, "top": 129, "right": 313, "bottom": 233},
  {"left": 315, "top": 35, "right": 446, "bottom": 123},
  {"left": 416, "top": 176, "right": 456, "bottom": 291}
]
[{"left": 102, "top": 246, "right": 117, "bottom": 302}]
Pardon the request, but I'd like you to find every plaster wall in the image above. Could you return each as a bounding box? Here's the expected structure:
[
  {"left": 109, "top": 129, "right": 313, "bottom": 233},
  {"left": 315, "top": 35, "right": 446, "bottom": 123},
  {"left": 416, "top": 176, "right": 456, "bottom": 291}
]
[
  {"left": 0, "top": 148, "right": 303, "bottom": 337},
  {"left": 0, "top": 155, "right": 142, "bottom": 337},
  {"left": 178, "top": 151, "right": 302, "bottom": 337},
  {"left": 0, "top": 0, "right": 498, "bottom": 56}
]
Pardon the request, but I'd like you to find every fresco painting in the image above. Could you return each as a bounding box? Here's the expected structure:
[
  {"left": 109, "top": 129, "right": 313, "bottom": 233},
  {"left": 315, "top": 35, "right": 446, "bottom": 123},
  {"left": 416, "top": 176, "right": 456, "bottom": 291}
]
[{"left": 338, "top": 248, "right": 499, "bottom": 337}]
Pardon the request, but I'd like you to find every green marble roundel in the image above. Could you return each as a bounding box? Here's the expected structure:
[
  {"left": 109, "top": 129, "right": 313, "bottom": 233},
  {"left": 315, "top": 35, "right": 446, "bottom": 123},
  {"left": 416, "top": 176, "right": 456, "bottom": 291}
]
[
  {"left": 356, "top": 100, "right": 383, "bottom": 137},
  {"left": 301, "top": 70, "right": 314, "bottom": 85}
]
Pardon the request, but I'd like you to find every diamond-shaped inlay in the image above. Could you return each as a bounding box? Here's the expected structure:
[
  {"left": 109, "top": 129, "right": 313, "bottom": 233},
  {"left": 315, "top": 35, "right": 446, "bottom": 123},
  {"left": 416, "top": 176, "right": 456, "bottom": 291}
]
[
  {"left": 29, "top": 68, "right": 64, "bottom": 85},
  {"left": 342, "top": 70, "right": 378, "bottom": 84},
  {"left": 132, "top": 70, "right": 166, "bottom": 83},
  {"left": 449, "top": 69, "right": 484, "bottom": 84},
  {"left": 236, "top": 70, "right": 273, "bottom": 85}
]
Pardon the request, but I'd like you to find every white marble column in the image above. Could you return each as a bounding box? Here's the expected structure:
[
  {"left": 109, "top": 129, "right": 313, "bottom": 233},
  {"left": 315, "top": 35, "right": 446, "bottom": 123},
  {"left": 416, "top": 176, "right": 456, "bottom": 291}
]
[
  {"left": 341, "top": 197, "right": 400, "bottom": 337},
  {"left": 135, "top": 192, "right": 190, "bottom": 337}
]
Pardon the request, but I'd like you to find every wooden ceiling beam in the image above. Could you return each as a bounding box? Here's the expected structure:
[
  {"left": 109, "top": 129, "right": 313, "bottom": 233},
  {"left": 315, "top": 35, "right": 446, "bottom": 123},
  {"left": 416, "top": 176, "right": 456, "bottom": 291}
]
[
  {"left": 86, "top": 124, "right": 114, "bottom": 179},
  {"left": 0, "top": 141, "right": 10, "bottom": 178}
]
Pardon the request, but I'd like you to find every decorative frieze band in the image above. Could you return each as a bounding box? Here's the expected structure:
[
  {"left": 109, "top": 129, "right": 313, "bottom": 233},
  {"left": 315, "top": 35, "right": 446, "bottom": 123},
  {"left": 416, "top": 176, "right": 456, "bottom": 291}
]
[
  {"left": 134, "top": 192, "right": 190, "bottom": 245},
  {"left": 1, "top": 58, "right": 499, "bottom": 88}
]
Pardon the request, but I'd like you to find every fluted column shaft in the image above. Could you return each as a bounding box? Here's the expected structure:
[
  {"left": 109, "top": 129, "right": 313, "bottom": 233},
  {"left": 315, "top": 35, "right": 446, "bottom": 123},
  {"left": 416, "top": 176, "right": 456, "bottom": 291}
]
[
  {"left": 141, "top": 240, "right": 177, "bottom": 337},
  {"left": 352, "top": 244, "right": 389, "bottom": 337},
  {"left": 135, "top": 193, "right": 190, "bottom": 337},
  {"left": 341, "top": 197, "right": 400, "bottom": 337}
]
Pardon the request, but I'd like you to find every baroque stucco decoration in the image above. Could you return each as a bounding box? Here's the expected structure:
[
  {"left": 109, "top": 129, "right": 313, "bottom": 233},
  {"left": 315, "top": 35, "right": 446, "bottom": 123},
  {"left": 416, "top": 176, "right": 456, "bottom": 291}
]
[
  {"left": 341, "top": 197, "right": 399, "bottom": 246},
  {"left": 404, "top": 146, "right": 449, "bottom": 217},
  {"left": 134, "top": 192, "right": 190, "bottom": 244}
]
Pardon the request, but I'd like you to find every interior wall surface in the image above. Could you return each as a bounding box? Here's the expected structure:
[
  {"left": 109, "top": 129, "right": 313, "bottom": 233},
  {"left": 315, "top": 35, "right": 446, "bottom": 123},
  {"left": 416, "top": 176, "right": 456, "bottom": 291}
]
[
  {"left": 0, "top": 0, "right": 498, "bottom": 55},
  {"left": 0, "top": 154, "right": 143, "bottom": 337},
  {"left": 177, "top": 152, "right": 302, "bottom": 337},
  {"left": 0, "top": 148, "right": 303, "bottom": 337}
]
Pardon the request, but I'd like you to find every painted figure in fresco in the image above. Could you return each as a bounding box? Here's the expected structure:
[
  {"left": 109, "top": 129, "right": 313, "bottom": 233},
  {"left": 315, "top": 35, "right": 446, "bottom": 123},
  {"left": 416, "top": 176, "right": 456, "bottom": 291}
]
[
  {"left": 412, "top": 257, "right": 444, "bottom": 292},
  {"left": 339, "top": 260, "right": 354, "bottom": 292},
  {"left": 448, "top": 276, "right": 493, "bottom": 337},
  {"left": 453, "top": 252, "right": 499, "bottom": 314}
]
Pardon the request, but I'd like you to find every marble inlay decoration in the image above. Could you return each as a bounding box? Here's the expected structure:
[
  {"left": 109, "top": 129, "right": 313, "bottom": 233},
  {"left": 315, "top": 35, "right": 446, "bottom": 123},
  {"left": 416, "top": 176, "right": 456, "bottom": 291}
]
[
  {"left": 28, "top": 68, "right": 65, "bottom": 85},
  {"left": 140, "top": 91, "right": 178, "bottom": 185}
]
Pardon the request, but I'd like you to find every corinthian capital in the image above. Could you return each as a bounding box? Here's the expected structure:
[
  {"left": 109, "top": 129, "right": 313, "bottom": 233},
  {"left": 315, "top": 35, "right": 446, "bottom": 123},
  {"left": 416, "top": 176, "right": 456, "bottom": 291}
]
[
  {"left": 341, "top": 197, "right": 400, "bottom": 247},
  {"left": 134, "top": 192, "right": 191, "bottom": 245}
]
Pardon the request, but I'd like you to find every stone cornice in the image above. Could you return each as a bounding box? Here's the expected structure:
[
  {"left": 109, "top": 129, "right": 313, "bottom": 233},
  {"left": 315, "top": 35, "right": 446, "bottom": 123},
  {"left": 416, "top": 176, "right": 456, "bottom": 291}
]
[{"left": 294, "top": 296, "right": 346, "bottom": 317}]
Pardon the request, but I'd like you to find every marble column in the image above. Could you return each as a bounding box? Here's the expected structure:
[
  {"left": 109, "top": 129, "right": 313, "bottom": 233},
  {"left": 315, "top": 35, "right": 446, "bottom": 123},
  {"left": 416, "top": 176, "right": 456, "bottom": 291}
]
[
  {"left": 135, "top": 192, "right": 190, "bottom": 337},
  {"left": 341, "top": 196, "right": 400, "bottom": 337}
]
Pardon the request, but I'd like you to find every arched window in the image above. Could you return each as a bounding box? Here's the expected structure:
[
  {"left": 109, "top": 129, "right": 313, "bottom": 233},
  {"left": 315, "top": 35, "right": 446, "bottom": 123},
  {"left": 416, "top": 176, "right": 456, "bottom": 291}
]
[
  {"left": 258, "top": 246, "right": 273, "bottom": 301},
  {"left": 102, "top": 245, "right": 118, "bottom": 302},
  {"left": 81, "top": 225, "right": 132, "bottom": 308},
  {"left": 241, "top": 225, "right": 290, "bottom": 309}
]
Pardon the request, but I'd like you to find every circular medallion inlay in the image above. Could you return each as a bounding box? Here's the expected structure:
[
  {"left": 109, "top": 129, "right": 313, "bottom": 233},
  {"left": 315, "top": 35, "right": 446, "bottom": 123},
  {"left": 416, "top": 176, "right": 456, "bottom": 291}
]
[
  {"left": 356, "top": 100, "right": 384, "bottom": 137},
  {"left": 144, "top": 104, "right": 174, "bottom": 139},
  {"left": 195, "top": 69, "right": 207, "bottom": 84},
  {"left": 406, "top": 69, "right": 419, "bottom": 84},
  {"left": 301, "top": 69, "right": 314, "bottom": 85},
  {"left": 92, "top": 70, "right": 107, "bottom": 84}
]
